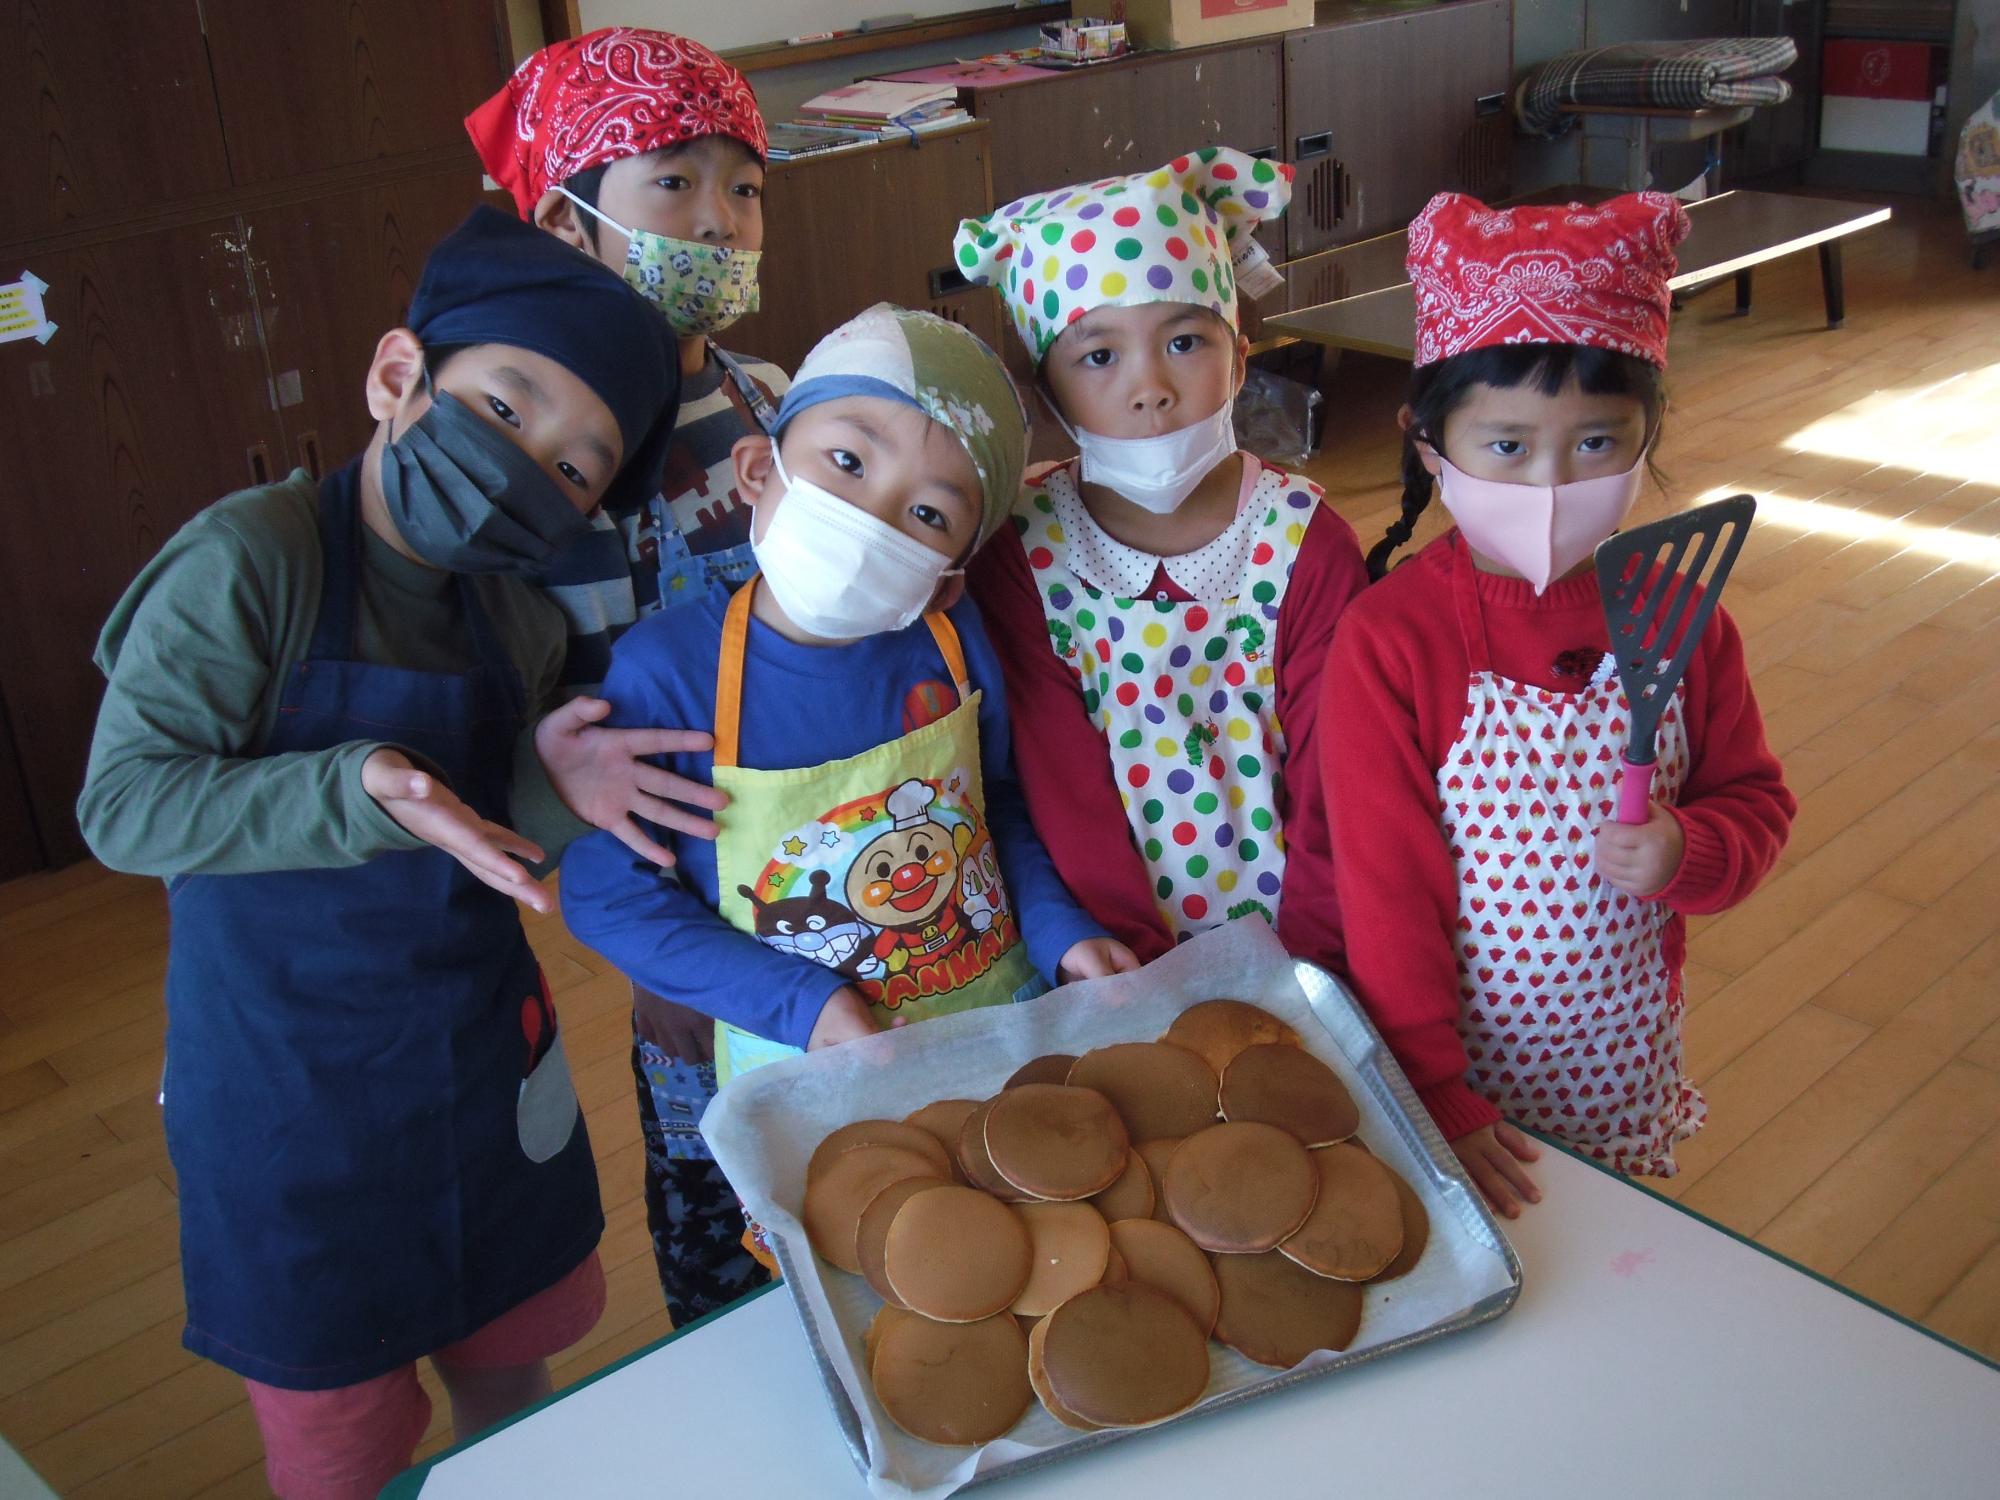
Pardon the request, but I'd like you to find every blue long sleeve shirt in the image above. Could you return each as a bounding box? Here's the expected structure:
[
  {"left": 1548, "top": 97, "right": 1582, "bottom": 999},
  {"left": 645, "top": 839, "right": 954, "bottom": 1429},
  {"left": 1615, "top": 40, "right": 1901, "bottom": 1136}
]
[{"left": 559, "top": 589, "right": 1106, "bottom": 1051}]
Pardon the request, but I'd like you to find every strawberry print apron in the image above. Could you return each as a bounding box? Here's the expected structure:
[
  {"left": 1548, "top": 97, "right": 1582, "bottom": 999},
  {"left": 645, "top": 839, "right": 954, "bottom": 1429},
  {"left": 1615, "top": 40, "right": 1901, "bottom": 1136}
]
[
  {"left": 1438, "top": 542, "right": 1705, "bottom": 1175},
  {"left": 1019, "top": 457, "right": 1315, "bottom": 942}
]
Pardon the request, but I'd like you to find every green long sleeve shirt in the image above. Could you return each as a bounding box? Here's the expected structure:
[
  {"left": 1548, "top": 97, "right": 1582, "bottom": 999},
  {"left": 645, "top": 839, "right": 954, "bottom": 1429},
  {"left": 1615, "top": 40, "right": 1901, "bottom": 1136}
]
[{"left": 78, "top": 468, "right": 589, "bottom": 879}]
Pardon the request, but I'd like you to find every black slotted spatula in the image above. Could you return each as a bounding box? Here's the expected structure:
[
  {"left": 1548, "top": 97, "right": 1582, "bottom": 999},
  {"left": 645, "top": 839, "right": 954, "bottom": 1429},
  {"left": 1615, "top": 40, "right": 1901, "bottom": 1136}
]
[{"left": 1594, "top": 494, "right": 1757, "bottom": 824}]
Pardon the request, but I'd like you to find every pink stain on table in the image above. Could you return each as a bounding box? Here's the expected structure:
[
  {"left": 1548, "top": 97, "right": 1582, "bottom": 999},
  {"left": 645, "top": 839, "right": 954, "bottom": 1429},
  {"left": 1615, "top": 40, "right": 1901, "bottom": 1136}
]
[{"left": 1609, "top": 1248, "right": 1656, "bottom": 1278}]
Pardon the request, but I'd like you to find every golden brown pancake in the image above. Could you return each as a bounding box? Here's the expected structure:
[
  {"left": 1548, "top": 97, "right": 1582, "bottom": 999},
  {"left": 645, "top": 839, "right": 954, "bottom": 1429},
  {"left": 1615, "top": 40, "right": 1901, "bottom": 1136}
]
[
  {"left": 1006, "top": 1053, "right": 1079, "bottom": 1089},
  {"left": 1277, "top": 1141, "right": 1403, "bottom": 1281},
  {"left": 1040, "top": 1283, "right": 1212, "bottom": 1428},
  {"left": 903, "top": 1099, "right": 980, "bottom": 1164},
  {"left": 1026, "top": 1310, "right": 1104, "bottom": 1431},
  {"left": 985, "top": 1083, "right": 1130, "bottom": 1201},
  {"left": 1163, "top": 999, "right": 1303, "bottom": 1076},
  {"left": 1219, "top": 1043, "right": 1361, "bottom": 1147},
  {"left": 1370, "top": 1168, "right": 1431, "bottom": 1283},
  {"left": 1162, "top": 1122, "right": 1318, "bottom": 1254},
  {"left": 808, "top": 1119, "right": 954, "bottom": 1184},
  {"left": 1133, "top": 1138, "right": 1183, "bottom": 1224},
  {"left": 1090, "top": 1149, "right": 1155, "bottom": 1223},
  {"left": 1106, "top": 1219, "right": 1221, "bottom": 1337},
  {"left": 1101, "top": 1243, "right": 1129, "bottom": 1285},
  {"left": 872, "top": 1311, "right": 1033, "bottom": 1445},
  {"left": 856, "top": 1177, "right": 947, "bottom": 1308},
  {"left": 955, "top": 1097, "right": 1036, "bottom": 1202},
  {"left": 1010, "top": 1201, "right": 1112, "bottom": 1317},
  {"left": 803, "top": 1144, "right": 943, "bottom": 1275},
  {"left": 1210, "top": 1249, "right": 1365, "bottom": 1368},
  {"left": 1067, "top": 1043, "right": 1220, "bottom": 1141},
  {"left": 884, "top": 1184, "right": 1032, "bottom": 1322},
  {"left": 864, "top": 1303, "right": 924, "bottom": 1375}
]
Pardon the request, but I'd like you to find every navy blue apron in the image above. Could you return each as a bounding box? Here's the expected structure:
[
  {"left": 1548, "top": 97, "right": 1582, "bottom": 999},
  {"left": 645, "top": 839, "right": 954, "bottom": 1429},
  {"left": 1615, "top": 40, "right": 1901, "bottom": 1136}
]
[{"left": 162, "top": 463, "right": 602, "bottom": 1390}]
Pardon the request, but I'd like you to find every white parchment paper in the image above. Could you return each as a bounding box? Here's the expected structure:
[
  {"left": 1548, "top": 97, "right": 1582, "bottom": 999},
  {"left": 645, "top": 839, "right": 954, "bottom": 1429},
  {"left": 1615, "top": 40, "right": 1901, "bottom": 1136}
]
[{"left": 702, "top": 920, "right": 1519, "bottom": 1499}]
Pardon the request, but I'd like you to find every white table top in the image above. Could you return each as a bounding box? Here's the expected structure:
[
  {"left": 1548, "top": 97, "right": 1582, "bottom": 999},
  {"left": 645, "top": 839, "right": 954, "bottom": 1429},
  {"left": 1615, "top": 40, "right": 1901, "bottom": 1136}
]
[{"left": 396, "top": 1147, "right": 1999, "bottom": 1499}]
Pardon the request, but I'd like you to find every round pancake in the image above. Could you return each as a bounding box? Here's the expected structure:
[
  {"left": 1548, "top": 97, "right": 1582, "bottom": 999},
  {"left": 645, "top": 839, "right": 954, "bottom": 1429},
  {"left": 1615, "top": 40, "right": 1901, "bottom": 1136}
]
[
  {"left": 1007, "top": 1053, "right": 1080, "bottom": 1089},
  {"left": 1162, "top": 1122, "right": 1318, "bottom": 1254},
  {"left": 1101, "top": 1243, "right": 1129, "bottom": 1285},
  {"left": 903, "top": 1099, "right": 980, "bottom": 1164},
  {"left": 1011, "top": 1201, "right": 1112, "bottom": 1317},
  {"left": 803, "top": 1145, "right": 943, "bottom": 1275},
  {"left": 1210, "top": 1248, "right": 1365, "bottom": 1368},
  {"left": 884, "top": 1184, "right": 1032, "bottom": 1321},
  {"left": 986, "top": 1084, "right": 1130, "bottom": 1201},
  {"left": 864, "top": 1303, "right": 924, "bottom": 1375},
  {"left": 1090, "top": 1149, "right": 1155, "bottom": 1222},
  {"left": 808, "top": 1119, "right": 954, "bottom": 1183},
  {"left": 1163, "top": 999, "right": 1303, "bottom": 1076},
  {"left": 1106, "top": 1219, "right": 1221, "bottom": 1337},
  {"left": 1277, "top": 1141, "right": 1403, "bottom": 1281},
  {"left": 955, "top": 1098, "right": 1035, "bottom": 1202},
  {"left": 1133, "top": 1139, "right": 1183, "bottom": 1224},
  {"left": 1066, "top": 1043, "right": 1220, "bottom": 1141},
  {"left": 873, "top": 1311, "right": 1033, "bottom": 1445},
  {"left": 1219, "top": 1044, "right": 1360, "bottom": 1147},
  {"left": 1041, "top": 1283, "right": 1212, "bottom": 1428},
  {"left": 1371, "top": 1168, "right": 1431, "bottom": 1283},
  {"left": 1026, "top": 1309, "right": 1104, "bottom": 1431},
  {"left": 857, "top": 1177, "right": 948, "bottom": 1307}
]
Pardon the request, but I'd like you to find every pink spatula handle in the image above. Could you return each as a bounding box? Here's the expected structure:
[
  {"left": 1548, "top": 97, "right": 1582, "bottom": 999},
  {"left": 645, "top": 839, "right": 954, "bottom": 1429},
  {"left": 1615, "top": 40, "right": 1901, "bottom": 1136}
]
[{"left": 1616, "top": 757, "right": 1656, "bottom": 825}]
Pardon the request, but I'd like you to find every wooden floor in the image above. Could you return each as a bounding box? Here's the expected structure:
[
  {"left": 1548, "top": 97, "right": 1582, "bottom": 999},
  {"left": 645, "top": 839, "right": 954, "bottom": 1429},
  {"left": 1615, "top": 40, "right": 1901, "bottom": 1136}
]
[{"left": 2, "top": 193, "right": 1996, "bottom": 1496}]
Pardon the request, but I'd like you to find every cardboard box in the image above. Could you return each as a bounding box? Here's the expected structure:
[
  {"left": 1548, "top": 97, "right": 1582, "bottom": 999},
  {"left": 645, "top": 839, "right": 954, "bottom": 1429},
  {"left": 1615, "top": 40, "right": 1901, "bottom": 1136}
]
[
  {"left": 1089, "top": 0, "right": 1314, "bottom": 52},
  {"left": 1820, "top": 38, "right": 1936, "bottom": 156}
]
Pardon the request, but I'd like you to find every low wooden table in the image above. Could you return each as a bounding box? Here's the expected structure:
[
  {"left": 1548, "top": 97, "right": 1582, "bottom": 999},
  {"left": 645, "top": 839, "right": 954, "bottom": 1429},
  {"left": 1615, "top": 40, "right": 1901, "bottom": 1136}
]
[{"left": 1258, "top": 189, "right": 1892, "bottom": 362}]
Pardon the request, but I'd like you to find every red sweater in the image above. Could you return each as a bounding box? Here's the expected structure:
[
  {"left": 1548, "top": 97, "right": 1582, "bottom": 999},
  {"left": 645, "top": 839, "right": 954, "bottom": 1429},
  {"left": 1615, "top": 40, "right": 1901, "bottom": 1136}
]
[
  {"left": 971, "top": 459, "right": 1369, "bottom": 972},
  {"left": 1321, "top": 532, "right": 1795, "bottom": 1142}
]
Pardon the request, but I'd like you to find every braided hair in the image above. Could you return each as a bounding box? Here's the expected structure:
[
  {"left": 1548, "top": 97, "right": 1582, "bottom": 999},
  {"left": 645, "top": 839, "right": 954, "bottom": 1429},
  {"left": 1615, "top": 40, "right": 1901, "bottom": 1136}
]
[{"left": 1366, "top": 344, "right": 1668, "bottom": 580}]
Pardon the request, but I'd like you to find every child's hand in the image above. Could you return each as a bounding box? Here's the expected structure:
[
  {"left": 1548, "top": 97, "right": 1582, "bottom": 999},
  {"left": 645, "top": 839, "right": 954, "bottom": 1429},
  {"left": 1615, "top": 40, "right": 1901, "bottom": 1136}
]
[
  {"left": 1451, "top": 1121, "right": 1543, "bottom": 1219},
  {"left": 1057, "top": 938, "right": 1143, "bottom": 982},
  {"left": 362, "top": 748, "right": 552, "bottom": 913},
  {"left": 533, "top": 696, "right": 730, "bottom": 867},
  {"left": 1593, "top": 801, "right": 1686, "bottom": 897},
  {"left": 634, "top": 988, "right": 716, "bottom": 1064},
  {"left": 807, "top": 986, "right": 881, "bottom": 1051}
]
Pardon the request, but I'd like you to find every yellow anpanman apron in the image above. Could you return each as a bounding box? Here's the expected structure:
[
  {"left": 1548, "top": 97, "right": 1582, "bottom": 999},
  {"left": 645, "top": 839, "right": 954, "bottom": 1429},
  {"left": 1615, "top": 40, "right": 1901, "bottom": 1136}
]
[{"left": 710, "top": 580, "right": 1040, "bottom": 1086}]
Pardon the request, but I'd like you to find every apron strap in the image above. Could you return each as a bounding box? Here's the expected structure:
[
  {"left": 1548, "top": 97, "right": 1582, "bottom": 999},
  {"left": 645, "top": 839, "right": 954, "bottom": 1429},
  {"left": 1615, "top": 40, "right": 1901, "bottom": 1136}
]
[
  {"left": 306, "top": 464, "right": 364, "bottom": 662},
  {"left": 712, "top": 347, "right": 780, "bottom": 435},
  {"left": 1448, "top": 532, "right": 1496, "bottom": 675},
  {"left": 712, "top": 578, "right": 971, "bottom": 770}
]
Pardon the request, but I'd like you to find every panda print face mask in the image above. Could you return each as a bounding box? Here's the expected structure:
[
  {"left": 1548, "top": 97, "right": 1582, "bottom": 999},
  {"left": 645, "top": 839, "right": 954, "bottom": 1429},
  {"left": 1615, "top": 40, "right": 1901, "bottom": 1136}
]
[{"left": 558, "top": 186, "right": 762, "bottom": 337}]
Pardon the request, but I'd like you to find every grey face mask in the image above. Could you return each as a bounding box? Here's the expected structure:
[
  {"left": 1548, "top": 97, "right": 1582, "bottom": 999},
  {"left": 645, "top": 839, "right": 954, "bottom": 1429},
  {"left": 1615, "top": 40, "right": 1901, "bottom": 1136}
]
[{"left": 379, "top": 382, "right": 591, "bottom": 575}]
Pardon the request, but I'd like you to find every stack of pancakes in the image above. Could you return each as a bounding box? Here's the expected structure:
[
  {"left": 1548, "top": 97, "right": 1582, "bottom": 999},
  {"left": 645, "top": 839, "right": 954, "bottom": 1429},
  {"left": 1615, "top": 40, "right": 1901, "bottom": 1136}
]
[{"left": 799, "top": 1000, "right": 1433, "bottom": 1447}]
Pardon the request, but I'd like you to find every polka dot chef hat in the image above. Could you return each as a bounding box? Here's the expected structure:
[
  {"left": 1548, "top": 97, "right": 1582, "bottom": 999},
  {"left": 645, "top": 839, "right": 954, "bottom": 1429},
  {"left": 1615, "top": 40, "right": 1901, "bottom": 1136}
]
[{"left": 953, "top": 147, "right": 1294, "bottom": 364}]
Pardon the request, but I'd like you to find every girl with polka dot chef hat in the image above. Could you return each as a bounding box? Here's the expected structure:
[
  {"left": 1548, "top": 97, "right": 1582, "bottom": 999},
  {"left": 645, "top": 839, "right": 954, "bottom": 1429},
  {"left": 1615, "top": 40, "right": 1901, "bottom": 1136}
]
[{"left": 956, "top": 147, "right": 1368, "bottom": 981}]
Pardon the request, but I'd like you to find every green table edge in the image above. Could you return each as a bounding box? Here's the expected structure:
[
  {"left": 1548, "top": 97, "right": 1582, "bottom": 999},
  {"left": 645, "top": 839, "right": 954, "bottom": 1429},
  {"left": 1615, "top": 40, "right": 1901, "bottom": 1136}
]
[{"left": 382, "top": 1136, "right": 1997, "bottom": 1496}]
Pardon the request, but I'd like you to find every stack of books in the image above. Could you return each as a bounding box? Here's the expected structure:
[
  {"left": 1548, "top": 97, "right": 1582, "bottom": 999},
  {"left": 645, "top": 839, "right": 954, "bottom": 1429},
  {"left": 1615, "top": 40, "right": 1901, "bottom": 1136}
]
[{"left": 797, "top": 78, "right": 971, "bottom": 137}]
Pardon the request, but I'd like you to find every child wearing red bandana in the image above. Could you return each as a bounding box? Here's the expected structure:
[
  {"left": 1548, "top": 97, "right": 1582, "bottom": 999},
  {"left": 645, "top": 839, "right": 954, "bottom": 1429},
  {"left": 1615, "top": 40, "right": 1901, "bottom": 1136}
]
[{"left": 1322, "top": 192, "right": 1794, "bottom": 1213}]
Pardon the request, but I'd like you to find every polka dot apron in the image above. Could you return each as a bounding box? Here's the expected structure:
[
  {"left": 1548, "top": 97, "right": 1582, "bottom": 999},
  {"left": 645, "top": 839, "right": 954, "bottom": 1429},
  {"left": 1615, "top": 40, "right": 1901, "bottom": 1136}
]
[
  {"left": 1438, "top": 541, "right": 1705, "bottom": 1176},
  {"left": 1018, "top": 456, "right": 1316, "bottom": 941}
]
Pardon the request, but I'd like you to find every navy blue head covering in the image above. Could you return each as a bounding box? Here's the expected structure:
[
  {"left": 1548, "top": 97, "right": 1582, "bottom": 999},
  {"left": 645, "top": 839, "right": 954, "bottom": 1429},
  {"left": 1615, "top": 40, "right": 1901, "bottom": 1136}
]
[{"left": 408, "top": 205, "right": 680, "bottom": 515}]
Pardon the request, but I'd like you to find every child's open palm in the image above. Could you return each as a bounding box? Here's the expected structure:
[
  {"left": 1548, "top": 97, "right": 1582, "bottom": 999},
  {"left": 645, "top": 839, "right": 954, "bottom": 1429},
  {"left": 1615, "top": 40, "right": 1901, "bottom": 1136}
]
[{"left": 362, "top": 748, "right": 553, "bottom": 913}]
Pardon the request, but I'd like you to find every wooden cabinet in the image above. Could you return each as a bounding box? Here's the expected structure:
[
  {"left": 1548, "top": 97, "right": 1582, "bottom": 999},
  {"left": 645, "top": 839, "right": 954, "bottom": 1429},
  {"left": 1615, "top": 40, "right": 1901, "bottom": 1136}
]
[
  {"left": 1285, "top": 0, "right": 1514, "bottom": 257},
  {"left": 727, "top": 125, "right": 1001, "bottom": 375},
  {"left": 0, "top": 3, "right": 508, "bottom": 871},
  {"left": 964, "top": 42, "right": 1288, "bottom": 260}
]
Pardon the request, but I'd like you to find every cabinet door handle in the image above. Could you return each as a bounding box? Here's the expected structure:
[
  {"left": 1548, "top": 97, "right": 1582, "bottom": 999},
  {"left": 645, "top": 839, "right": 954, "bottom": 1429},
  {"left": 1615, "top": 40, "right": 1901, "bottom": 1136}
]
[
  {"left": 1295, "top": 130, "right": 1332, "bottom": 160},
  {"left": 929, "top": 266, "right": 973, "bottom": 299},
  {"left": 1247, "top": 144, "right": 1279, "bottom": 161},
  {"left": 1333, "top": 160, "right": 1348, "bottom": 223},
  {"left": 247, "top": 442, "right": 271, "bottom": 486},
  {"left": 297, "top": 430, "right": 321, "bottom": 479},
  {"left": 1476, "top": 92, "right": 1505, "bottom": 117}
]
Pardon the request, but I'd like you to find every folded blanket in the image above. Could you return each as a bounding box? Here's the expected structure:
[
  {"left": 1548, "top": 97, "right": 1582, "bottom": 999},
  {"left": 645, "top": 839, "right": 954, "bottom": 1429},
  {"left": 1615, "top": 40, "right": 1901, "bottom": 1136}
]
[{"left": 1516, "top": 38, "right": 1799, "bottom": 139}]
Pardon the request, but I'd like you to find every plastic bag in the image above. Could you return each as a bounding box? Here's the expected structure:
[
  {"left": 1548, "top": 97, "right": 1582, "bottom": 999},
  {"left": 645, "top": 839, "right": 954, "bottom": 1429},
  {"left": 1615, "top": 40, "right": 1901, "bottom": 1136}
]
[{"left": 1233, "top": 363, "right": 1324, "bottom": 469}]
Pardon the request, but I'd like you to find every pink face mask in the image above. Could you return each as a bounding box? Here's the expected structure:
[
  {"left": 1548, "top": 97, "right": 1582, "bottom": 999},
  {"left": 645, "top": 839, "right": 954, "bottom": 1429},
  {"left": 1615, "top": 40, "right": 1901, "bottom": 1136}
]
[{"left": 1436, "top": 456, "right": 1644, "bottom": 594}]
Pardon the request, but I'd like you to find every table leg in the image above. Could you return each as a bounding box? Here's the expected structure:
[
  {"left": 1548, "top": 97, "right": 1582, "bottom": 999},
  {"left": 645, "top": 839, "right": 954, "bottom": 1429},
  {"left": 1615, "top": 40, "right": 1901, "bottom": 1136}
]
[
  {"left": 1820, "top": 242, "right": 1845, "bottom": 329},
  {"left": 1735, "top": 270, "right": 1753, "bottom": 317}
]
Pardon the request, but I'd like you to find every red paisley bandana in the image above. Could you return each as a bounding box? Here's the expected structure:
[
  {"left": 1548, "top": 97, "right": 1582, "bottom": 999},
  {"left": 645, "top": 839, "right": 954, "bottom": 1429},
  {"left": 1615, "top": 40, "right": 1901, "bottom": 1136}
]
[
  {"left": 467, "top": 27, "right": 767, "bottom": 218},
  {"left": 1405, "top": 191, "right": 1690, "bottom": 369}
]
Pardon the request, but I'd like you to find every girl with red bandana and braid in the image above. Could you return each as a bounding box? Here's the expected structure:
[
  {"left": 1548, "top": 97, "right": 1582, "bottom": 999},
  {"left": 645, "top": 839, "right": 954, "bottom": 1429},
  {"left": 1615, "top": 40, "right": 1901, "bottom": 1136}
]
[{"left": 1322, "top": 192, "right": 1794, "bottom": 1216}]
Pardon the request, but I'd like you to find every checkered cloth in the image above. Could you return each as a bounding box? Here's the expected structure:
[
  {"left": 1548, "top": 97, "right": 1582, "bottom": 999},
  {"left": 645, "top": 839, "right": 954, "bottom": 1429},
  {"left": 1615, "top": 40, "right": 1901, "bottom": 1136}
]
[{"left": 1515, "top": 37, "right": 1798, "bottom": 139}]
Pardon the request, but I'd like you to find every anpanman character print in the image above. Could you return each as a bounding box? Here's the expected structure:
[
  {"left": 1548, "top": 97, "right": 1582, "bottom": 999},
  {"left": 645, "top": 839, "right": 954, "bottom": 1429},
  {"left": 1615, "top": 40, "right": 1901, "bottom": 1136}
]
[{"left": 1018, "top": 458, "right": 1322, "bottom": 942}]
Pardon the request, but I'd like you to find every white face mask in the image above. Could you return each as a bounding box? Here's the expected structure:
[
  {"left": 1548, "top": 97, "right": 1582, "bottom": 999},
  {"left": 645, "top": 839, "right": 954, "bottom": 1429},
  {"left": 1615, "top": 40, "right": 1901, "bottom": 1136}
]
[
  {"left": 1058, "top": 398, "right": 1238, "bottom": 515},
  {"left": 750, "top": 443, "right": 959, "bottom": 641}
]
